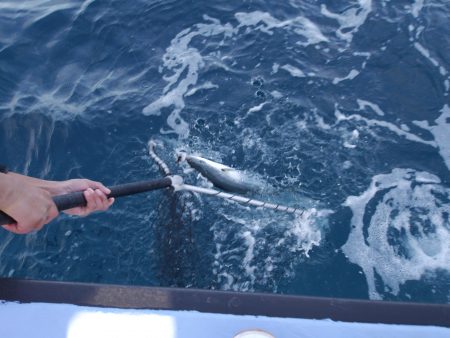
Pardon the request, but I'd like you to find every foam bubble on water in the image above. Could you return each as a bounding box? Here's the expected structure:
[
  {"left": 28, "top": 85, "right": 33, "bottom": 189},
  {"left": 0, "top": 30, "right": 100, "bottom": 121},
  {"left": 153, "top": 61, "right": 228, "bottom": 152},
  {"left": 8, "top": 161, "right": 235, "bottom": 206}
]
[
  {"left": 342, "top": 168, "right": 450, "bottom": 299},
  {"left": 280, "top": 64, "right": 305, "bottom": 78},
  {"left": 235, "top": 11, "right": 328, "bottom": 46},
  {"left": 321, "top": 0, "right": 372, "bottom": 43},
  {"left": 332, "top": 69, "right": 360, "bottom": 84}
]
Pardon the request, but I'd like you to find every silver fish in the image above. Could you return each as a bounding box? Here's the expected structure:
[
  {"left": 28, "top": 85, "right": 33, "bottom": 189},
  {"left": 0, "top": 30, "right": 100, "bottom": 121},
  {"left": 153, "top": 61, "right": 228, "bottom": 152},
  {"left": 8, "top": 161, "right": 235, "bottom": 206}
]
[{"left": 178, "top": 153, "right": 260, "bottom": 193}]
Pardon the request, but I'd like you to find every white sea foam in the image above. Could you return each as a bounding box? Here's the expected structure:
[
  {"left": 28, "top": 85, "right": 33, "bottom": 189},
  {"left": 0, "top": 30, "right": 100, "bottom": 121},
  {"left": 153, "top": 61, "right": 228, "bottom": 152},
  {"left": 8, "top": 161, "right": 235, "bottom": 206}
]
[
  {"left": 142, "top": 16, "right": 235, "bottom": 137},
  {"left": 246, "top": 102, "right": 267, "bottom": 114},
  {"left": 0, "top": 1, "right": 76, "bottom": 11},
  {"left": 342, "top": 168, "right": 450, "bottom": 299},
  {"left": 314, "top": 114, "right": 332, "bottom": 130},
  {"left": 321, "top": 0, "right": 372, "bottom": 42},
  {"left": 343, "top": 129, "right": 360, "bottom": 149},
  {"left": 75, "top": 0, "right": 95, "bottom": 17},
  {"left": 210, "top": 206, "right": 326, "bottom": 291},
  {"left": 413, "top": 105, "right": 450, "bottom": 172},
  {"left": 414, "top": 42, "right": 441, "bottom": 70},
  {"left": 271, "top": 63, "right": 280, "bottom": 74},
  {"left": 144, "top": 11, "right": 327, "bottom": 138},
  {"left": 242, "top": 230, "right": 257, "bottom": 287},
  {"left": 357, "top": 99, "right": 385, "bottom": 116},
  {"left": 413, "top": 40, "right": 449, "bottom": 93},
  {"left": 0, "top": 90, "right": 84, "bottom": 119},
  {"left": 411, "top": 0, "right": 424, "bottom": 18},
  {"left": 279, "top": 208, "right": 325, "bottom": 258},
  {"left": 0, "top": 57, "right": 146, "bottom": 121},
  {"left": 335, "top": 108, "right": 437, "bottom": 147},
  {"left": 336, "top": 103, "right": 450, "bottom": 173},
  {"left": 280, "top": 64, "right": 305, "bottom": 78},
  {"left": 332, "top": 69, "right": 360, "bottom": 84},
  {"left": 235, "top": 11, "right": 328, "bottom": 46},
  {"left": 184, "top": 82, "right": 218, "bottom": 97},
  {"left": 270, "top": 90, "right": 283, "bottom": 99},
  {"left": 342, "top": 161, "right": 353, "bottom": 169}
]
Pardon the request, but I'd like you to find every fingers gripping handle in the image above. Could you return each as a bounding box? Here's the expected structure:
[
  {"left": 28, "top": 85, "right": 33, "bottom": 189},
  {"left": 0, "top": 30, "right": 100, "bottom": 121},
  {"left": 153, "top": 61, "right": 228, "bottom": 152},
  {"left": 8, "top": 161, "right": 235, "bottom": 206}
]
[
  {"left": 0, "top": 212, "right": 15, "bottom": 226},
  {"left": 53, "top": 191, "right": 88, "bottom": 211},
  {"left": 53, "top": 177, "right": 174, "bottom": 210},
  {"left": 0, "top": 177, "right": 174, "bottom": 226}
]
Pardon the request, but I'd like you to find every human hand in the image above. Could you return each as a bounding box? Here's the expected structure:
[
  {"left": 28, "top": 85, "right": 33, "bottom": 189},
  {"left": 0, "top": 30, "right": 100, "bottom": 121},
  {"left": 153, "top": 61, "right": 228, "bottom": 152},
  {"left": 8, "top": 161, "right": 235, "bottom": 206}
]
[
  {"left": 0, "top": 174, "right": 59, "bottom": 234},
  {"left": 56, "top": 179, "right": 114, "bottom": 216}
]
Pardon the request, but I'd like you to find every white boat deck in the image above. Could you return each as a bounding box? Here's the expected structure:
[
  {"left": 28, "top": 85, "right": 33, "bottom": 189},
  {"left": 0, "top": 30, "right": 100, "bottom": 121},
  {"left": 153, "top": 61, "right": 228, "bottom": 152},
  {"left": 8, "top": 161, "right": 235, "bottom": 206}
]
[{"left": 1, "top": 301, "right": 450, "bottom": 338}]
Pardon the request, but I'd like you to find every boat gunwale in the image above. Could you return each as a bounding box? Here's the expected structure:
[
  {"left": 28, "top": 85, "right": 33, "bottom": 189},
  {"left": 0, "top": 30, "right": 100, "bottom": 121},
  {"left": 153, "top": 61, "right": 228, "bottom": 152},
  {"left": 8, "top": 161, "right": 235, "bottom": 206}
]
[{"left": 0, "top": 278, "right": 449, "bottom": 327}]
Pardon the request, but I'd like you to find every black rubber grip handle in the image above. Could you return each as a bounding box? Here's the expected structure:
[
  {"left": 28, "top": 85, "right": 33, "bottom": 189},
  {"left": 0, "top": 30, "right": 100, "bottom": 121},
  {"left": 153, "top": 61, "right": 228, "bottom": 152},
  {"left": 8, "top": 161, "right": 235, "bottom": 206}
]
[{"left": 0, "top": 177, "right": 173, "bottom": 226}]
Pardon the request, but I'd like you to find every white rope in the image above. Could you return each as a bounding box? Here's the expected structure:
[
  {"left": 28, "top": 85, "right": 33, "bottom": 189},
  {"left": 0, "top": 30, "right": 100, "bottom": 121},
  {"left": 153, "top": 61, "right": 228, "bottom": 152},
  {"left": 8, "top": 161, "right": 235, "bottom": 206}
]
[
  {"left": 175, "top": 183, "right": 304, "bottom": 215},
  {"left": 148, "top": 140, "right": 171, "bottom": 176}
]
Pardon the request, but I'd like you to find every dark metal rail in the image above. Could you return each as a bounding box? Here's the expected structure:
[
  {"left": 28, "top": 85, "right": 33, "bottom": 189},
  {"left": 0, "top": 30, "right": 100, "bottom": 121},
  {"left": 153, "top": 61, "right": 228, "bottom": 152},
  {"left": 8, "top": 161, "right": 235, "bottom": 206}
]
[{"left": 0, "top": 278, "right": 449, "bottom": 327}]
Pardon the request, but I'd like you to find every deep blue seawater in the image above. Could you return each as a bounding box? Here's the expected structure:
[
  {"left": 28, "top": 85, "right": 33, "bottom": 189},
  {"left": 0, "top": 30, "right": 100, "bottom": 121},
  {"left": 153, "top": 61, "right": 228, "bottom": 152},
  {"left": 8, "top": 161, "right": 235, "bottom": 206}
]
[{"left": 0, "top": 0, "right": 449, "bottom": 304}]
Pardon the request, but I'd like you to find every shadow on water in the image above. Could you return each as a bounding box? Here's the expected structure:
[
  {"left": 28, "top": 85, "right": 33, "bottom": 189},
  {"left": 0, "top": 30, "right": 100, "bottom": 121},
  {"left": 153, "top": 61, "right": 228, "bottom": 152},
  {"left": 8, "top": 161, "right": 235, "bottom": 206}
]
[{"left": 154, "top": 187, "right": 206, "bottom": 288}]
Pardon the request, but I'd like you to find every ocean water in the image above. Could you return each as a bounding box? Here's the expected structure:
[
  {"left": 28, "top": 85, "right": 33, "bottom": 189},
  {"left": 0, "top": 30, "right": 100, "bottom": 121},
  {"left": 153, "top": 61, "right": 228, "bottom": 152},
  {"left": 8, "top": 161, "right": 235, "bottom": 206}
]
[{"left": 0, "top": 0, "right": 449, "bottom": 304}]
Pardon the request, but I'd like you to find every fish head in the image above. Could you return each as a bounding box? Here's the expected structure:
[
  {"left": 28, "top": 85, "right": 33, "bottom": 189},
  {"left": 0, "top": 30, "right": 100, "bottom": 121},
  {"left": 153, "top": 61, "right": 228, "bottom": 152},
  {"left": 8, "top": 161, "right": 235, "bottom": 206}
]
[
  {"left": 185, "top": 155, "right": 233, "bottom": 176},
  {"left": 182, "top": 154, "right": 260, "bottom": 193},
  {"left": 176, "top": 151, "right": 187, "bottom": 163}
]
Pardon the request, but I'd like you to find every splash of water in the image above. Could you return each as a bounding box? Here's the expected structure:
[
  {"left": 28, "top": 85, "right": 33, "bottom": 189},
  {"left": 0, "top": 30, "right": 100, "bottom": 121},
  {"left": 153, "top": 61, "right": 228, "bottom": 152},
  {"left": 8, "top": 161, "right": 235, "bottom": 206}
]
[{"left": 211, "top": 207, "right": 327, "bottom": 292}]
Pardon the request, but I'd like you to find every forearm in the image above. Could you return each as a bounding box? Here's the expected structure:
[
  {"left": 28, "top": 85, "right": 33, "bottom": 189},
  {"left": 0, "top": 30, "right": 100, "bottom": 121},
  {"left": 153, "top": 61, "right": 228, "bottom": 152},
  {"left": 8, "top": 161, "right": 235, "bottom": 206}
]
[
  {"left": 0, "top": 173, "right": 15, "bottom": 210},
  {"left": 7, "top": 172, "right": 62, "bottom": 195}
]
